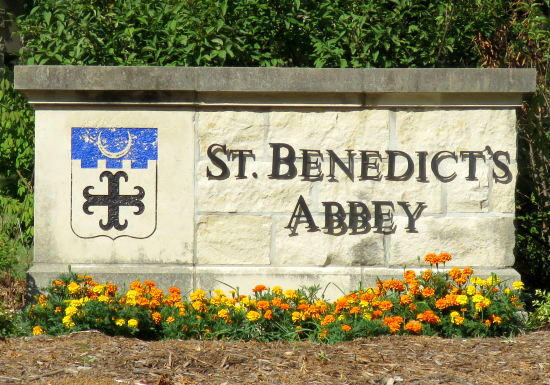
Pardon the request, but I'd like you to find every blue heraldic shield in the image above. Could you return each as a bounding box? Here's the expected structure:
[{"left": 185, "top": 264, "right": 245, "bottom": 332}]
[{"left": 71, "top": 127, "right": 158, "bottom": 239}]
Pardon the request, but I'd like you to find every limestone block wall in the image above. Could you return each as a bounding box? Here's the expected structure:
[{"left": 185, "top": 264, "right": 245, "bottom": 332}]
[{"left": 15, "top": 67, "right": 535, "bottom": 297}]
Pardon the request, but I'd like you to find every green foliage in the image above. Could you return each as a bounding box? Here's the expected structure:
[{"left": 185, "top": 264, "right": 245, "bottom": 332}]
[
  {"left": 528, "top": 289, "right": 550, "bottom": 329},
  {"left": 473, "top": 0, "right": 549, "bottom": 291},
  {"left": 17, "top": 0, "right": 511, "bottom": 68},
  {"left": 0, "top": 301, "right": 17, "bottom": 336},
  {"left": 0, "top": 71, "right": 34, "bottom": 276}
]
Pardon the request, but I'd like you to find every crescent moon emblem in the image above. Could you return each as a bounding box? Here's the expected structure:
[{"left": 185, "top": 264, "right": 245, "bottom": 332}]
[{"left": 97, "top": 131, "right": 133, "bottom": 159}]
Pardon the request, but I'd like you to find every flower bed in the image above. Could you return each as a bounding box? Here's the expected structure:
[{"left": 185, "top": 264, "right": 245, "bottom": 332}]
[{"left": 24, "top": 254, "right": 526, "bottom": 342}]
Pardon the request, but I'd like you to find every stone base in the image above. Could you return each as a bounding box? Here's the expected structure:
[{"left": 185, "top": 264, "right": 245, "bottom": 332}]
[{"left": 28, "top": 263, "right": 521, "bottom": 300}]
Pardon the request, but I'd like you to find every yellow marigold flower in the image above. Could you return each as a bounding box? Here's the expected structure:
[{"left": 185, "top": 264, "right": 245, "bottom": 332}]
[
  {"left": 271, "top": 286, "right": 283, "bottom": 295},
  {"left": 246, "top": 310, "right": 261, "bottom": 322},
  {"left": 466, "top": 285, "right": 476, "bottom": 295},
  {"left": 128, "top": 319, "right": 138, "bottom": 328},
  {"left": 125, "top": 289, "right": 139, "bottom": 299},
  {"left": 65, "top": 305, "right": 78, "bottom": 317},
  {"left": 62, "top": 316, "right": 75, "bottom": 328},
  {"left": 450, "top": 311, "right": 464, "bottom": 325},
  {"left": 240, "top": 297, "right": 250, "bottom": 306},
  {"left": 341, "top": 324, "right": 352, "bottom": 332},
  {"left": 166, "top": 316, "right": 175, "bottom": 323},
  {"left": 284, "top": 289, "right": 298, "bottom": 300},
  {"left": 98, "top": 295, "right": 109, "bottom": 303},
  {"left": 32, "top": 326, "right": 45, "bottom": 335},
  {"left": 504, "top": 288, "right": 511, "bottom": 295},
  {"left": 456, "top": 295, "right": 468, "bottom": 305},
  {"left": 472, "top": 294, "right": 485, "bottom": 303},
  {"left": 192, "top": 300, "right": 207, "bottom": 312},
  {"left": 484, "top": 319, "right": 491, "bottom": 327},
  {"left": 92, "top": 284, "right": 105, "bottom": 294},
  {"left": 217, "top": 309, "right": 231, "bottom": 322},
  {"left": 486, "top": 275, "right": 501, "bottom": 286},
  {"left": 512, "top": 281, "right": 524, "bottom": 290},
  {"left": 115, "top": 318, "right": 125, "bottom": 326},
  {"left": 470, "top": 277, "right": 486, "bottom": 286},
  {"left": 152, "top": 312, "right": 162, "bottom": 324},
  {"left": 291, "top": 311, "right": 301, "bottom": 322},
  {"left": 67, "top": 282, "right": 81, "bottom": 295},
  {"left": 38, "top": 295, "right": 48, "bottom": 306},
  {"left": 190, "top": 289, "right": 206, "bottom": 302}
]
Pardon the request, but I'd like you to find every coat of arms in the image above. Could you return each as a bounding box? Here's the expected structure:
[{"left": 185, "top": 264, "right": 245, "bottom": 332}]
[{"left": 71, "top": 127, "right": 158, "bottom": 239}]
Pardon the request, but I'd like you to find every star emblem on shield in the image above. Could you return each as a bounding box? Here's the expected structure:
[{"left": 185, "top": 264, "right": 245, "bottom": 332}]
[{"left": 71, "top": 127, "right": 158, "bottom": 239}]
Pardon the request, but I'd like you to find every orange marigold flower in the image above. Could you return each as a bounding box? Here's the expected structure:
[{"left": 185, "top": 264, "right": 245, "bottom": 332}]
[
  {"left": 409, "top": 284, "right": 421, "bottom": 296},
  {"left": 130, "top": 281, "right": 143, "bottom": 291},
  {"left": 252, "top": 284, "right": 267, "bottom": 293},
  {"left": 279, "top": 303, "right": 291, "bottom": 311},
  {"left": 32, "top": 326, "right": 45, "bottom": 335},
  {"left": 491, "top": 315, "right": 502, "bottom": 325},
  {"left": 54, "top": 306, "right": 62, "bottom": 313},
  {"left": 271, "top": 297, "right": 282, "bottom": 307},
  {"left": 421, "top": 270, "right": 433, "bottom": 281},
  {"left": 403, "top": 270, "right": 416, "bottom": 283},
  {"left": 383, "top": 279, "right": 406, "bottom": 292},
  {"left": 377, "top": 300, "right": 394, "bottom": 312},
  {"left": 144, "top": 280, "right": 156, "bottom": 288},
  {"left": 400, "top": 294, "right": 412, "bottom": 305},
  {"left": 152, "top": 312, "right": 162, "bottom": 324},
  {"left": 382, "top": 316, "right": 404, "bottom": 333},
  {"left": 321, "top": 314, "right": 336, "bottom": 326},
  {"left": 350, "top": 306, "right": 361, "bottom": 315},
  {"left": 484, "top": 319, "right": 492, "bottom": 327},
  {"left": 405, "top": 320, "right": 422, "bottom": 333},
  {"left": 372, "top": 310, "right": 383, "bottom": 319},
  {"left": 417, "top": 310, "right": 441, "bottom": 324},
  {"left": 137, "top": 297, "right": 149, "bottom": 307},
  {"left": 168, "top": 287, "right": 181, "bottom": 295},
  {"left": 422, "top": 287, "right": 435, "bottom": 298},
  {"left": 264, "top": 310, "right": 273, "bottom": 320},
  {"left": 166, "top": 316, "right": 175, "bottom": 323},
  {"left": 408, "top": 303, "right": 417, "bottom": 312},
  {"left": 341, "top": 324, "right": 352, "bottom": 332},
  {"left": 297, "top": 303, "right": 310, "bottom": 311},
  {"left": 439, "top": 252, "right": 452, "bottom": 263},
  {"left": 149, "top": 299, "right": 161, "bottom": 309},
  {"left": 424, "top": 253, "right": 438, "bottom": 264},
  {"left": 257, "top": 300, "right": 270, "bottom": 310}
]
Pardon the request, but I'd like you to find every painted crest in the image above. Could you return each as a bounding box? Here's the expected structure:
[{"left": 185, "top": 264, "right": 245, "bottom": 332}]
[{"left": 71, "top": 127, "right": 158, "bottom": 239}]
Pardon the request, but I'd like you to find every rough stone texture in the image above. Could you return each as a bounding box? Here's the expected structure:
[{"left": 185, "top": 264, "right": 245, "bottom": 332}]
[
  {"left": 315, "top": 176, "right": 442, "bottom": 215},
  {"left": 197, "top": 108, "right": 266, "bottom": 156},
  {"left": 196, "top": 215, "right": 271, "bottom": 265},
  {"left": 388, "top": 216, "right": 515, "bottom": 267},
  {"left": 15, "top": 66, "right": 536, "bottom": 94},
  {"left": 491, "top": 163, "right": 517, "bottom": 213},
  {"left": 395, "top": 109, "right": 517, "bottom": 156},
  {"left": 28, "top": 263, "right": 193, "bottom": 294},
  {"left": 197, "top": 160, "right": 309, "bottom": 213},
  {"left": 446, "top": 161, "right": 490, "bottom": 213},
  {"left": 272, "top": 216, "right": 385, "bottom": 266},
  {"left": 268, "top": 109, "right": 389, "bottom": 151},
  {"left": 195, "top": 266, "right": 363, "bottom": 300}
]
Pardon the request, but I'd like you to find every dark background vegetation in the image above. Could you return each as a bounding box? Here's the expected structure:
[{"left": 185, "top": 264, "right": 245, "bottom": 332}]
[{"left": 0, "top": 0, "right": 548, "bottom": 293}]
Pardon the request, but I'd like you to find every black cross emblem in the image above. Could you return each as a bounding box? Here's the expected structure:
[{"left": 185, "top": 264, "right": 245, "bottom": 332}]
[{"left": 83, "top": 171, "right": 145, "bottom": 231}]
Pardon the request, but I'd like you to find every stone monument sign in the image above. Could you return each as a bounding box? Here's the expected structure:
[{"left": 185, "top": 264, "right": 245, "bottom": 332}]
[{"left": 15, "top": 66, "right": 535, "bottom": 297}]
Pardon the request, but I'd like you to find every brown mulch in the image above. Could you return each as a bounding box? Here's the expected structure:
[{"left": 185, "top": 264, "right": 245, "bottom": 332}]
[{"left": 0, "top": 330, "right": 548, "bottom": 385}]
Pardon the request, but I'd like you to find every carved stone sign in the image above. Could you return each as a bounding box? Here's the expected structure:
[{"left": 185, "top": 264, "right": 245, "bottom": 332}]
[{"left": 15, "top": 66, "right": 535, "bottom": 297}]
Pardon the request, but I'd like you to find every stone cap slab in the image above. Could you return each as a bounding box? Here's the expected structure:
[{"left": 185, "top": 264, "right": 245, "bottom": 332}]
[{"left": 15, "top": 66, "right": 536, "bottom": 107}]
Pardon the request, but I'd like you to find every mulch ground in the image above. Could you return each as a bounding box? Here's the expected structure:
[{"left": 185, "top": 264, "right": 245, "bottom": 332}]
[{"left": 0, "top": 330, "right": 548, "bottom": 385}]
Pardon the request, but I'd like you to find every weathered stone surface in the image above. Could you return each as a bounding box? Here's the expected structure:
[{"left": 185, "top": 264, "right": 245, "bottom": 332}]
[
  {"left": 388, "top": 216, "right": 515, "bottom": 267},
  {"left": 269, "top": 109, "right": 389, "bottom": 151},
  {"left": 491, "top": 163, "right": 517, "bottom": 213},
  {"left": 34, "top": 109, "right": 195, "bottom": 265},
  {"left": 395, "top": 109, "right": 517, "bottom": 156},
  {"left": 273, "top": 216, "right": 385, "bottom": 266},
  {"left": 446, "top": 162, "right": 490, "bottom": 213},
  {"left": 197, "top": 161, "right": 309, "bottom": 213},
  {"left": 196, "top": 215, "right": 271, "bottom": 264},
  {"left": 197, "top": 108, "right": 266, "bottom": 156},
  {"left": 195, "top": 266, "right": 363, "bottom": 300},
  {"left": 315, "top": 176, "right": 442, "bottom": 215}
]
